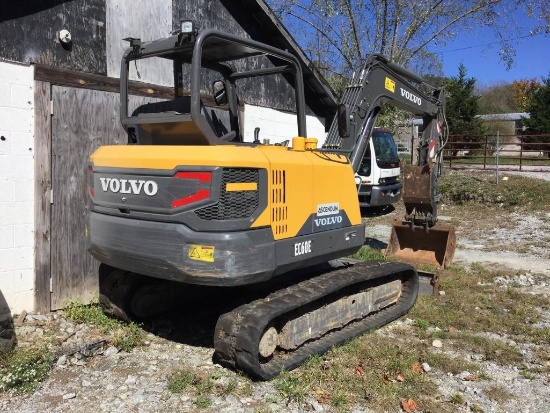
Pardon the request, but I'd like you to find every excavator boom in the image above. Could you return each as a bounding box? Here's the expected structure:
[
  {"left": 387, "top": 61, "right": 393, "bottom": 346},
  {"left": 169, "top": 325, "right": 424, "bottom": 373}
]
[{"left": 323, "top": 54, "right": 455, "bottom": 269}]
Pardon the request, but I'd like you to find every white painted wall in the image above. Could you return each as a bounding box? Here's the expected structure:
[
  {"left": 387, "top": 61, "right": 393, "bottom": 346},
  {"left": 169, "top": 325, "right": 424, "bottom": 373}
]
[
  {"left": 0, "top": 61, "right": 35, "bottom": 313},
  {"left": 243, "top": 104, "right": 326, "bottom": 146},
  {"left": 106, "top": 0, "right": 173, "bottom": 86}
]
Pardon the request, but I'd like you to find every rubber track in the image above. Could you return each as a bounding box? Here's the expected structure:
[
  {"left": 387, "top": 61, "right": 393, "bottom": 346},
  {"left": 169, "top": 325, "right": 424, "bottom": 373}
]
[{"left": 214, "top": 260, "right": 419, "bottom": 380}]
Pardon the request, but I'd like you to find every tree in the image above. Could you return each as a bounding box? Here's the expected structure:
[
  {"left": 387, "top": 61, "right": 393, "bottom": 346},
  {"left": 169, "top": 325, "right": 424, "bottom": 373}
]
[
  {"left": 522, "top": 75, "right": 550, "bottom": 157},
  {"left": 269, "top": 0, "right": 550, "bottom": 87},
  {"left": 445, "top": 64, "right": 486, "bottom": 155},
  {"left": 511, "top": 79, "right": 541, "bottom": 112},
  {"left": 477, "top": 82, "right": 516, "bottom": 115}
]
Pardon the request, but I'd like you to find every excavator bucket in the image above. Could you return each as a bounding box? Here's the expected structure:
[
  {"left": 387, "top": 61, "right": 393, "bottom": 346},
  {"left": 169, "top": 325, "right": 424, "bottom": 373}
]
[{"left": 385, "top": 220, "right": 456, "bottom": 269}]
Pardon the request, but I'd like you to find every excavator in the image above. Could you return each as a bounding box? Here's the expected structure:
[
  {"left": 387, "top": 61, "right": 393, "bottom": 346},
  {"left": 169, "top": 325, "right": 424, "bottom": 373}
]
[{"left": 86, "top": 23, "right": 454, "bottom": 380}]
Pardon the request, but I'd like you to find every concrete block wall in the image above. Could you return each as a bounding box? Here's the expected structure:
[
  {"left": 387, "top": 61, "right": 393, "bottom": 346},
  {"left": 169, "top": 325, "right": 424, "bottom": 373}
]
[{"left": 0, "top": 61, "right": 35, "bottom": 314}]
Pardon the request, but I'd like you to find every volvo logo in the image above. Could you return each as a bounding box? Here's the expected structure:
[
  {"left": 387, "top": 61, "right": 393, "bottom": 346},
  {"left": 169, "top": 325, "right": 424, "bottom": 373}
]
[
  {"left": 400, "top": 88, "right": 422, "bottom": 106},
  {"left": 99, "top": 177, "right": 158, "bottom": 196},
  {"left": 314, "top": 216, "right": 343, "bottom": 227}
]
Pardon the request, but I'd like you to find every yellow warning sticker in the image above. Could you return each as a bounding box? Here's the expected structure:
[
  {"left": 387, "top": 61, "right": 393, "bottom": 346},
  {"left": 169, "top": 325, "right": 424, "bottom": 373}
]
[
  {"left": 188, "top": 245, "right": 215, "bottom": 262},
  {"left": 385, "top": 77, "right": 396, "bottom": 93}
]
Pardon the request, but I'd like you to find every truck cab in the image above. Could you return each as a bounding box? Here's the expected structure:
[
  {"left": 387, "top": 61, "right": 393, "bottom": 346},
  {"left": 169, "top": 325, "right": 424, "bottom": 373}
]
[{"left": 355, "top": 128, "right": 401, "bottom": 207}]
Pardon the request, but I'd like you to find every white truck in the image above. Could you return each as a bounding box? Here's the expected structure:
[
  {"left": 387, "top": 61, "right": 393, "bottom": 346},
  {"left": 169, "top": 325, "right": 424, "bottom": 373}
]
[{"left": 354, "top": 127, "right": 401, "bottom": 207}]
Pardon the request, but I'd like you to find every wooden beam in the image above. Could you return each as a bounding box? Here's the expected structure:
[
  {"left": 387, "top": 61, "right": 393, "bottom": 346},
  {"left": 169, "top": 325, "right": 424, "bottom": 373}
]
[
  {"left": 33, "top": 65, "right": 218, "bottom": 107},
  {"left": 34, "top": 65, "right": 173, "bottom": 99},
  {"left": 33, "top": 80, "right": 52, "bottom": 313}
]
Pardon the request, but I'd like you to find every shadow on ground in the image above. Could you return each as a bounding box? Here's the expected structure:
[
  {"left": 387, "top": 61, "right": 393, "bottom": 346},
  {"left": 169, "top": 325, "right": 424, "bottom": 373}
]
[{"left": 360, "top": 204, "right": 395, "bottom": 218}]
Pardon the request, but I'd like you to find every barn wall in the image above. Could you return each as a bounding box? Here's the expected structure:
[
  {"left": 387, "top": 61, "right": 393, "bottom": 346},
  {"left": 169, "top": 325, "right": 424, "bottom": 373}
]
[
  {"left": 0, "top": 1, "right": 107, "bottom": 74},
  {"left": 106, "top": 0, "right": 173, "bottom": 85},
  {"left": 0, "top": 62, "right": 35, "bottom": 313}
]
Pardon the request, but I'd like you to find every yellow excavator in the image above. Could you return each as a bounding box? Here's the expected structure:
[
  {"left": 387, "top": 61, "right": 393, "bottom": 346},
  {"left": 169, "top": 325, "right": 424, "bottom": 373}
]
[{"left": 87, "top": 24, "right": 454, "bottom": 380}]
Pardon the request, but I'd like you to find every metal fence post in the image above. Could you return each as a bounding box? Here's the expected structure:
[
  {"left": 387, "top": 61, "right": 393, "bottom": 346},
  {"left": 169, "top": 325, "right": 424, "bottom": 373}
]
[
  {"left": 483, "top": 134, "right": 488, "bottom": 170},
  {"left": 496, "top": 131, "right": 499, "bottom": 185},
  {"left": 519, "top": 137, "right": 523, "bottom": 171}
]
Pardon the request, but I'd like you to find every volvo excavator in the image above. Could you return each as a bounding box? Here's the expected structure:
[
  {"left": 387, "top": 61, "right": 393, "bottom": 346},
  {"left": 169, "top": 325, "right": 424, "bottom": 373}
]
[{"left": 87, "top": 24, "right": 454, "bottom": 380}]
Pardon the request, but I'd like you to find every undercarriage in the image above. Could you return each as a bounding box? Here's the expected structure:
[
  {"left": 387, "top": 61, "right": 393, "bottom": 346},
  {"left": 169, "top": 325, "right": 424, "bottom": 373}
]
[{"left": 99, "top": 260, "right": 418, "bottom": 380}]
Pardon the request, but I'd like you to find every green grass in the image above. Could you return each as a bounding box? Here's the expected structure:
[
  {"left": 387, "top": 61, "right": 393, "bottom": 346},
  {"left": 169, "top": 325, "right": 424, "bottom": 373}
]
[
  {"left": 410, "top": 264, "right": 549, "bottom": 365},
  {"left": 438, "top": 173, "right": 550, "bottom": 210},
  {"left": 446, "top": 155, "right": 548, "bottom": 166},
  {"left": 349, "top": 246, "right": 386, "bottom": 261},
  {"left": 275, "top": 337, "right": 450, "bottom": 412},
  {"left": 63, "top": 299, "right": 144, "bottom": 352},
  {"left": 168, "top": 368, "right": 253, "bottom": 407},
  {"left": 0, "top": 346, "right": 54, "bottom": 395}
]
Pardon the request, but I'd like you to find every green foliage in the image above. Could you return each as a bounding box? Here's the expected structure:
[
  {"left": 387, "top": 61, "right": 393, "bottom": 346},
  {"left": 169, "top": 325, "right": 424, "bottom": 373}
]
[
  {"left": 437, "top": 173, "right": 550, "bottom": 210},
  {"left": 0, "top": 347, "right": 53, "bottom": 395},
  {"left": 63, "top": 299, "right": 144, "bottom": 352},
  {"left": 275, "top": 336, "right": 444, "bottom": 412},
  {"left": 349, "top": 246, "right": 385, "bottom": 261},
  {"left": 477, "top": 82, "right": 516, "bottom": 114},
  {"left": 414, "top": 318, "right": 430, "bottom": 330},
  {"left": 521, "top": 74, "right": 550, "bottom": 156},
  {"left": 168, "top": 369, "right": 195, "bottom": 393},
  {"left": 375, "top": 105, "right": 412, "bottom": 135},
  {"left": 449, "top": 392, "right": 466, "bottom": 405},
  {"left": 275, "top": 370, "right": 310, "bottom": 404},
  {"left": 168, "top": 367, "right": 250, "bottom": 407},
  {"left": 445, "top": 64, "right": 486, "bottom": 144}
]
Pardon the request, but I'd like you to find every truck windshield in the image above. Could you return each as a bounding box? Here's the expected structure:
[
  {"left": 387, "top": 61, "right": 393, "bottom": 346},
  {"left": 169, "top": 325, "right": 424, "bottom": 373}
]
[{"left": 372, "top": 131, "right": 399, "bottom": 168}]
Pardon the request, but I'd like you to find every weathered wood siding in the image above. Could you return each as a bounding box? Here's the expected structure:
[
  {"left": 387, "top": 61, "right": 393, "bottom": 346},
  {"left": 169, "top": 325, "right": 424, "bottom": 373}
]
[
  {"left": 0, "top": 1, "right": 106, "bottom": 74},
  {"left": 50, "top": 86, "right": 123, "bottom": 309},
  {"left": 50, "top": 86, "right": 159, "bottom": 309},
  {"left": 34, "top": 81, "right": 53, "bottom": 313},
  {"left": 105, "top": 0, "right": 173, "bottom": 86}
]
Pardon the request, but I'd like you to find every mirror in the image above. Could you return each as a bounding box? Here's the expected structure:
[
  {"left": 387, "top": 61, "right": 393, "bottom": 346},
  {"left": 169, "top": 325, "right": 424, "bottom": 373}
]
[
  {"left": 213, "top": 80, "right": 228, "bottom": 106},
  {"left": 337, "top": 103, "right": 350, "bottom": 139}
]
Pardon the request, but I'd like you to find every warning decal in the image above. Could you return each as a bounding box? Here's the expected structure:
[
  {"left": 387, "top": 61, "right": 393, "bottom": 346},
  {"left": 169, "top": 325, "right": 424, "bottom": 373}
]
[
  {"left": 188, "top": 245, "right": 215, "bottom": 262},
  {"left": 384, "top": 77, "right": 396, "bottom": 93}
]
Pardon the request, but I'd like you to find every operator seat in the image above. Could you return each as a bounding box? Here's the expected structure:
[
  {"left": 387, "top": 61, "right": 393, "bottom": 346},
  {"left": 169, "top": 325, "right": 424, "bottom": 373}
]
[{"left": 128, "top": 96, "right": 227, "bottom": 145}]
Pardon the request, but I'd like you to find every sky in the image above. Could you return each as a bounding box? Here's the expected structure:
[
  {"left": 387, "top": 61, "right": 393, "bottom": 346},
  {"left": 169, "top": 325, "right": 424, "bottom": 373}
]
[{"left": 432, "top": 11, "right": 549, "bottom": 86}]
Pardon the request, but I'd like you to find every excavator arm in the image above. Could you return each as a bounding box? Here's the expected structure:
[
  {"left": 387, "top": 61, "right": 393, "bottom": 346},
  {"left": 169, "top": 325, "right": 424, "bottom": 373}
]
[{"left": 324, "top": 54, "right": 455, "bottom": 268}]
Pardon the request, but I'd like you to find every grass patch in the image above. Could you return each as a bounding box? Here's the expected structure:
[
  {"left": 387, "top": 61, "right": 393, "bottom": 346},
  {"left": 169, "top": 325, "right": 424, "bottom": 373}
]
[
  {"left": 168, "top": 368, "right": 253, "bottom": 407},
  {"left": 410, "top": 265, "right": 550, "bottom": 348},
  {"left": 349, "top": 246, "right": 386, "bottom": 261},
  {"left": 424, "top": 352, "right": 481, "bottom": 376},
  {"left": 483, "top": 384, "right": 515, "bottom": 403},
  {"left": 0, "top": 346, "right": 54, "bottom": 395},
  {"left": 455, "top": 333, "right": 523, "bottom": 365},
  {"left": 438, "top": 173, "right": 550, "bottom": 211},
  {"left": 63, "top": 299, "right": 144, "bottom": 352},
  {"left": 449, "top": 392, "right": 466, "bottom": 405},
  {"left": 274, "top": 335, "right": 456, "bottom": 412}
]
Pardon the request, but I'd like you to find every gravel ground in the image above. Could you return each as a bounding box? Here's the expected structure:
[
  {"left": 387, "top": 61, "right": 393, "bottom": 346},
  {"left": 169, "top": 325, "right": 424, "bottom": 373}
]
[{"left": 1, "top": 171, "right": 549, "bottom": 413}]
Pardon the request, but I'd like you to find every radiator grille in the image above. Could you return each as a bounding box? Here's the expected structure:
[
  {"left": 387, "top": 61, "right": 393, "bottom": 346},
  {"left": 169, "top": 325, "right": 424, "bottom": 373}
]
[
  {"left": 195, "top": 168, "right": 259, "bottom": 220},
  {"left": 271, "top": 169, "right": 288, "bottom": 236}
]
